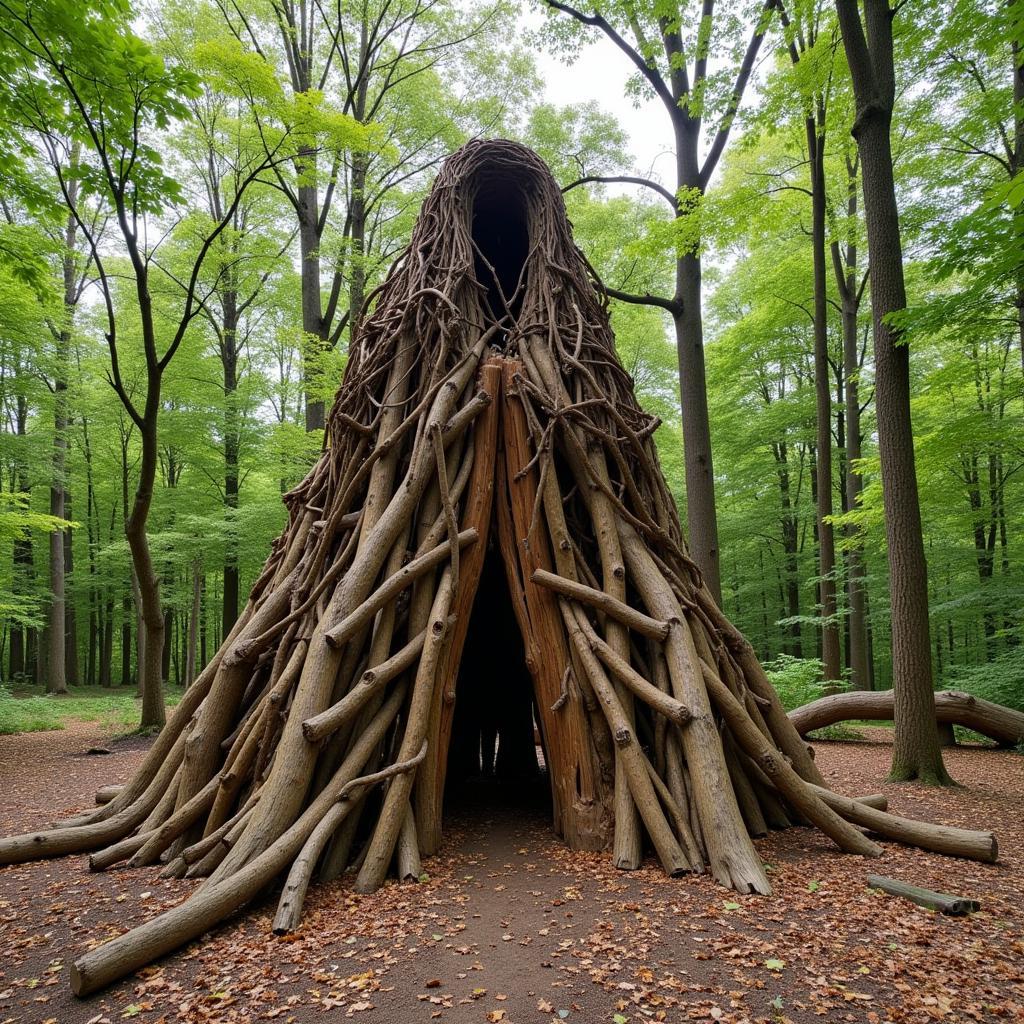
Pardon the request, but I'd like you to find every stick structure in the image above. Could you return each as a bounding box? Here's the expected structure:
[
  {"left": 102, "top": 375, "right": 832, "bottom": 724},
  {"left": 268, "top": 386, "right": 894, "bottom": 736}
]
[{"left": 0, "top": 139, "right": 997, "bottom": 996}]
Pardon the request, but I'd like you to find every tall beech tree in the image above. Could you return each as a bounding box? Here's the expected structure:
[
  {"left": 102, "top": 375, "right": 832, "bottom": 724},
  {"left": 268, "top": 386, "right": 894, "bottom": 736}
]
[
  {"left": 835, "top": 0, "right": 950, "bottom": 782},
  {"left": 776, "top": 1, "right": 841, "bottom": 684},
  {"left": 543, "top": 0, "right": 778, "bottom": 605}
]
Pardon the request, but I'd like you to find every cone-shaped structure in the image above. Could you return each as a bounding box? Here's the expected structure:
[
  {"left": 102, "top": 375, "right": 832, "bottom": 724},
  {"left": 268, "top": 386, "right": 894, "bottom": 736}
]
[{"left": 0, "top": 140, "right": 996, "bottom": 997}]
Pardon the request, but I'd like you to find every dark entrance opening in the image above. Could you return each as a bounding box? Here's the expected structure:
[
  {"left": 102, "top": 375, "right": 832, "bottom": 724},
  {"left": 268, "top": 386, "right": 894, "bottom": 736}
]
[
  {"left": 444, "top": 541, "right": 550, "bottom": 821},
  {"left": 471, "top": 178, "right": 529, "bottom": 325}
]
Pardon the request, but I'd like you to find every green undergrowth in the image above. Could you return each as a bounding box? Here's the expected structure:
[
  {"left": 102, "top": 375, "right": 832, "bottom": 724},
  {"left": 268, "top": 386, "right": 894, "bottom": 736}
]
[{"left": 0, "top": 684, "right": 183, "bottom": 736}]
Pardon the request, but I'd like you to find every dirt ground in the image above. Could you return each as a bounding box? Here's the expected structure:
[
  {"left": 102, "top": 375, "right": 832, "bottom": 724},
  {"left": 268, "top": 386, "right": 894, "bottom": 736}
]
[{"left": 1, "top": 721, "right": 1022, "bottom": 1024}]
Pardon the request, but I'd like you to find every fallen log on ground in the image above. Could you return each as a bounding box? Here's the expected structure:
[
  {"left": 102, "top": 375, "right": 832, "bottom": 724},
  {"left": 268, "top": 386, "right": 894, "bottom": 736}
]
[
  {"left": 790, "top": 689, "right": 1024, "bottom": 747},
  {"left": 866, "top": 874, "right": 981, "bottom": 915},
  {"left": 0, "top": 139, "right": 1000, "bottom": 998}
]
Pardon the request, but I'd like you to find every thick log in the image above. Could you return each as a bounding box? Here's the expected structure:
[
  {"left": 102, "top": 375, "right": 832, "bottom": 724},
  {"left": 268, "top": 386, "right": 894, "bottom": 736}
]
[
  {"left": 71, "top": 684, "right": 408, "bottom": 996},
  {"left": 416, "top": 359, "right": 502, "bottom": 853},
  {"left": 790, "top": 689, "right": 1024, "bottom": 747},
  {"left": 0, "top": 729, "right": 188, "bottom": 864},
  {"left": 618, "top": 523, "right": 772, "bottom": 894},
  {"left": 811, "top": 785, "right": 997, "bottom": 862},
  {"left": 866, "top": 874, "right": 980, "bottom": 915},
  {"left": 577, "top": 617, "right": 691, "bottom": 726},
  {"left": 272, "top": 741, "right": 427, "bottom": 933},
  {"left": 94, "top": 785, "right": 123, "bottom": 805},
  {"left": 701, "top": 664, "right": 882, "bottom": 859},
  {"left": 563, "top": 602, "right": 692, "bottom": 876},
  {"left": 497, "top": 361, "right": 610, "bottom": 850}
]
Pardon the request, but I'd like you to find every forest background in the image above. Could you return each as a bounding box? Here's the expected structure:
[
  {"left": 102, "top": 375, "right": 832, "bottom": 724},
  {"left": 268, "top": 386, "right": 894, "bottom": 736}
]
[{"left": 0, "top": 0, "right": 1020, "bottom": 737}]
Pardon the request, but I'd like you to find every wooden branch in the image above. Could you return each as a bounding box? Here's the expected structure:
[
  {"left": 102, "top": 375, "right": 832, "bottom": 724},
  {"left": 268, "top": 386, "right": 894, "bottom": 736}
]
[
  {"left": 531, "top": 569, "right": 670, "bottom": 641},
  {"left": 272, "top": 741, "right": 428, "bottom": 935},
  {"left": 562, "top": 175, "right": 678, "bottom": 212},
  {"left": 579, "top": 619, "right": 691, "bottom": 725},
  {"left": 325, "top": 529, "right": 478, "bottom": 648}
]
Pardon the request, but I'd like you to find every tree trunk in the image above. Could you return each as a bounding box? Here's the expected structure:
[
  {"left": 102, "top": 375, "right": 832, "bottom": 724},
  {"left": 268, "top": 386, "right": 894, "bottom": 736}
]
[
  {"left": 101, "top": 593, "right": 113, "bottom": 687},
  {"left": 222, "top": 291, "right": 240, "bottom": 636},
  {"left": 127, "top": 426, "right": 165, "bottom": 728},
  {"left": 13, "top": 392, "right": 34, "bottom": 681},
  {"left": 187, "top": 561, "right": 200, "bottom": 687},
  {"left": 807, "top": 114, "right": 840, "bottom": 684},
  {"left": 1011, "top": 29, "right": 1024, "bottom": 373},
  {"left": 298, "top": 165, "right": 326, "bottom": 432},
  {"left": 47, "top": 462, "right": 67, "bottom": 694},
  {"left": 775, "top": 445, "right": 803, "bottom": 657},
  {"left": 673, "top": 253, "right": 722, "bottom": 605},
  {"left": 836, "top": 0, "right": 949, "bottom": 784},
  {"left": 64, "top": 492, "right": 79, "bottom": 685},
  {"left": 349, "top": 151, "right": 368, "bottom": 335},
  {"left": 200, "top": 573, "right": 207, "bottom": 668},
  {"left": 834, "top": 160, "right": 871, "bottom": 689}
]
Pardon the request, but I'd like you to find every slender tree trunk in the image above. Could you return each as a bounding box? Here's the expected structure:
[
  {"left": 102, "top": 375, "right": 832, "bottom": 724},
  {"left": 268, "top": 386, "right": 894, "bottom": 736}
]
[
  {"left": 1011, "top": 31, "right": 1024, "bottom": 373},
  {"left": 836, "top": 0, "right": 949, "bottom": 783},
  {"left": 162, "top": 604, "right": 173, "bottom": 684},
  {"left": 64, "top": 492, "right": 78, "bottom": 685},
  {"left": 13, "top": 392, "right": 34, "bottom": 681},
  {"left": 127, "top": 419, "right": 165, "bottom": 730},
  {"left": 807, "top": 114, "right": 841, "bottom": 683},
  {"left": 48, "top": 376, "right": 68, "bottom": 696},
  {"left": 200, "top": 573, "right": 208, "bottom": 668},
  {"left": 222, "top": 290, "right": 240, "bottom": 636},
  {"left": 88, "top": 604, "right": 98, "bottom": 686},
  {"left": 298, "top": 163, "right": 326, "bottom": 432},
  {"left": 101, "top": 593, "right": 113, "bottom": 687},
  {"left": 187, "top": 561, "right": 200, "bottom": 687},
  {"left": 833, "top": 162, "right": 871, "bottom": 689},
  {"left": 775, "top": 446, "right": 803, "bottom": 656},
  {"left": 349, "top": 151, "right": 368, "bottom": 336},
  {"left": 673, "top": 249, "right": 722, "bottom": 604},
  {"left": 83, "top": 410, "right": 101, "bottom": 686},
  {"left": 9, "top": 624, "right": 25, "bottom": 679},
  {"left": 120, "top": 593, "right": 132, "bottom": 687}
]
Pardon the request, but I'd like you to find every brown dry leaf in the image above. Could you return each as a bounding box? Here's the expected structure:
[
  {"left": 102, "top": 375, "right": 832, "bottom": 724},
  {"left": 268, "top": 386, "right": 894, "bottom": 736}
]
[{"left": 486, "top": 1012, "right": 506, "bottom": 1023}]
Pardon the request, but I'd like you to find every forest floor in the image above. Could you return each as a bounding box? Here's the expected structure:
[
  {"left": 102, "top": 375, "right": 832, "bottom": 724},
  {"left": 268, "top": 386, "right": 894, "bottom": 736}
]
[{"left": 0, "top": 721, "right": 1022, "bottom": 1024}]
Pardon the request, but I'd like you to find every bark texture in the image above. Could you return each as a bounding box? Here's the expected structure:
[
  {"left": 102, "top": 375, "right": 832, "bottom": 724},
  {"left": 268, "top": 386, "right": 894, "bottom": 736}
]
[
  {"left": 836, "top": 0, "right": 950, "bottom": 783},
  {"left": 791, "top": 689, "right": 1024, "bottom": 748}
]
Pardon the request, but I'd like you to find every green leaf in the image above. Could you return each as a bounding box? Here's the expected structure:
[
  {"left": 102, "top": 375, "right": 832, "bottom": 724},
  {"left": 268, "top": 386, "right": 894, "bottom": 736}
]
[
  {"left": 764, "top": 959, "right": 785, "bottom": 972},
  {"left": 723, "top": 901, "right": 741, "bottom": 911}
]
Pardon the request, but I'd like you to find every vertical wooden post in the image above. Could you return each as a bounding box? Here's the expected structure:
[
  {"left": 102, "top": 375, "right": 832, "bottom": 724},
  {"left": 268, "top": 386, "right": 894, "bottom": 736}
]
[
  {"left": 416, "top": 359, "right": 503, "bottom": 854},
  {"left": 496, "top": 360, "right": 611, "bottom": 850}
]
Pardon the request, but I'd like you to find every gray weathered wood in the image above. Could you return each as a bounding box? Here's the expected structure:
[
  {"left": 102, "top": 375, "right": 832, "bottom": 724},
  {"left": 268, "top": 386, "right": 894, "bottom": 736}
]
[{"left": 867, "top": 874, "right": 980, "bottom": 915}]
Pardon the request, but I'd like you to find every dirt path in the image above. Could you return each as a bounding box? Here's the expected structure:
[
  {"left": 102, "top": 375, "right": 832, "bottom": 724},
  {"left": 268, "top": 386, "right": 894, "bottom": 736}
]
[{"left": 1, "top": 724, "right": 1022, "bottom": 1024}]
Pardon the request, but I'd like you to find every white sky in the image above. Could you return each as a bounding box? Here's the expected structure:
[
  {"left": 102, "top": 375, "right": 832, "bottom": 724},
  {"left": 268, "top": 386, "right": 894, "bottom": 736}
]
[{"left": 525, "top": 8, "right": 676, "bottom": 186}]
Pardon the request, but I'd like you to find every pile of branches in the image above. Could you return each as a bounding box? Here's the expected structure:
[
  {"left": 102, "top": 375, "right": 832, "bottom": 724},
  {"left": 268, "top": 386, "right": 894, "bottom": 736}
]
[{"left": 0, "top": 140, "right": 997, "bottom": 997}]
